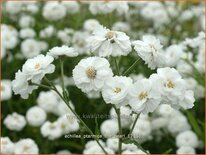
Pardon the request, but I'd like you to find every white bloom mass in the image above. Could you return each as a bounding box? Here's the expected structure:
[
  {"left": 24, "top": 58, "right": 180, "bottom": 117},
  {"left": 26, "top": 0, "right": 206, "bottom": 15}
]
[
  {"left": 73, "top": 57, "right": 113, "bottom": 93},
  {"left": 26, "top": 106, "right": 47, "bottom": 127},
  {"left": 102, "top": 76, "right": 132, "bottom": 107},
  {"left": 21, "top": 39, "right": 42, "bottom": 58},
  {"left": 133, "top": 35, "right": 165, "bottom": 69},
  {"left": 176, "top": 146, "right": 196, "bottom": 154},
  {"left": 128, "top": 78, "right": 161, "bottom": 114},
  {"left": 37, "top": 90, "right": 59, "bottom": 113},
  {"left": 176, "top": 130, "right": 199, "bottom": 148},
  {"left": 14, "top": 138, "right": 39, "bottom": 154},
  {"left": 57, "top": 114, "right": 79, "bottom": 134},
  {"left": 164, "top": 44, "right": 183, "bottom": 67},
  {"left": 41, "top": 121, "right": 62, "bottom": 140},
  {"left": 42, "top": 2, "right": 67, "bottom": 21},
  {"left": 61, "top": 1, "right": 80, "bottom": 14},
  {"left": 110, "top": 106, "right": 133, "bottom": 128},
  {"left": 19, "top": 28, "right": 36, "bottom": 39},
  {"left": 3, "top": 112, "right": 26, "bottom": 131},
  {"left": 132, "top": 118, "right": 152, "bottom": 143},
  {"left": 87, "top": 26, "right": 132, "bottom": 57},
  {"left": 1, "top": 137, "right": 14, "bottom": 154},
  {"left": 84, "top": 19, "right": 101, "bottom": 33},
  {"left": 48, "top": 45, "right": 78, "bottom": 58},
  {"left": 100, "top": 119, "right": 119, "bottom": 138},
  {"left": 1, "top": 80, "right": 12, "bottom": 101}
]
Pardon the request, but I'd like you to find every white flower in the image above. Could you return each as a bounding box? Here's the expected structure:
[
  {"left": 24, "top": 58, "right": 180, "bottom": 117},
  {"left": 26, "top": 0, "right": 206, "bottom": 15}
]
[
  {"left": 57, "top": 150, "right": 71, "bottom": 154},
  {"left": 19, "top": 28, "right": 36, "bottom": 39},
  {"left": 57, "top": 28, "right": 74, "bottom": 45},
  {"left": 102, "top": 76, "right": 132, "bottom": 107},
  {"left": 110, "top": 106, "right": 133, "bottom": 128},
  {"left": 1, "top": 137, "right": 14, "bottom": 154},
  {"left": 85, "top": 140, "right": 106, "bottom": 149},
  {"left": 133, "top": 35, "right": 165, "bottom": 69},
  {"left": 48, "top": 45, "right": 78, "bottom": 58},
  {"left": 26, "top": 106, "right": 47, "bottom": 127},
  {"left": 112, "top": 22, "right": 131, "bottom": 33},
  {"left": 3, "top": 112, "right": 26, "bottom": 131},
  {"left": 140, "top": 2, "right": 169, "bottom": 27},
  {"left": 89, "top": 2, "right": 116, "bottom": 15},
  {"left": 61, "top": 1, "right": 80, "bottom": 14},
  {"left": 73, "top": 57, "right": 113, "bottom": 93},
  {"left": 19, "top": 15, "right": 35, "bottom": 28},
  {"left": 106, "top": 138, "right": 119, "bottom": 152},
  {"left": 1, "top": 24, "right": 18, "bottom": 50},
  {"left": 41, "top": 121, "right": 62, "bottom": 140},
  {"left": 72, "top": 31, "right": 89, "bottom": 55},
  {"left": 132, "top": 118, "right": 152, "bottom": 143},
  {"left": 164, "top": 44, "right": 183, "bottom": 67},
  {"left": 128, "top": 78, "right": 161, "bottom": 114},
  {"left": 57, "top": 114, "right": 79, "bottom": 134},
  {"left": 1, "top": 46, "right": 6, "bottom": 59},
  {"left": 86, "top": 90, "right": 101, "bottom": 99},
  {"left": 151, "top": 117, "right": 168, "bottom": 130},
  {"left": 84, "top": 140, "right": 114, "bottom": 154},
  {"left": 37, "top": 90, "right": 59, "bottom": 113},
  {"left": 1, "top": 80, "right": 12, "bottom": 101},
  {"left": 100, "top": 119, "right": 119, "bottom": 138},
  {"left": 21, "top": 39, "right": 42, "bottom": 58},
  {"left": 87, "top": 26, "right": 132, "bottom": 57},
  {"left": 155, "top": 104, "right": 175, "bottom": 117},
  {"left": 43, "top": 2, "right": 67, "bottom": 21},
  {"left": 167, "top": 112, "right": 190, "bottom": 135},
  {"left": 176, "top": 146, "right": 196, "bottom": 154},
  {"left": 39, "top": 25, "right": 55, "bottom": 38},
  {"left": 176, "top": 130, "right": 199, "bottom": 148},
  {"left": 122, "top": 149, "right": 146, "bottom": 154},
  {"left": 84, "top": 19, "right": 101, "bottom": 33},
  {"left": 89, "top": 1, "right": 128, "bottom": 15},
  {"left": 14, "top": 138, "right": 39, "bottom": 154},
  {"left": 152, "top": 67, "right": 195, "bottom": 110},
  {"left": 12, "top": 70, "right": 37, "bottom": 99},
  {"left": 22, "top": 54, "right": 55, "bottom": 82},
  {"left": 5, "top": 1, "right": 22, "bottom": 15},
  {"left": 37, "top": 88, "right": 74, "bottom": 116}
]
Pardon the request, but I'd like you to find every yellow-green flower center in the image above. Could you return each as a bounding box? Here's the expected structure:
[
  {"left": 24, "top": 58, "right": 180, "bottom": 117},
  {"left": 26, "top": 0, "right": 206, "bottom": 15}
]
[
  {"left": 86, "top": 66, "right": 96, "bottom": 79},
  {"left": 138, "top": 91, "right": 148, "bottom": 100}
]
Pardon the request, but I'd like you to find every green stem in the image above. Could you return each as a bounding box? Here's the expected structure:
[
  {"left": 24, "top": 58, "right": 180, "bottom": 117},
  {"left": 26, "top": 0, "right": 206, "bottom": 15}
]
[
  {"left": 123, "top": 58, "right": 140, "bottom": 76},
  {"left": 60, "top": 59, "right": 65, "bottom": 94},
  {"left": 129, "top": 114, "right": 139, "bottom": 135},
  {"left": 30, "top": 82, "right": 55, "bottom": 91},
  {"left": 31, "top": 79, "right": 108, "bottom": 154},
  {"left": 114, "top": 57, "right": 120, "bottom": 76},
  {"left": 114, "top": 106, "right": 122, "bottom": 154}
]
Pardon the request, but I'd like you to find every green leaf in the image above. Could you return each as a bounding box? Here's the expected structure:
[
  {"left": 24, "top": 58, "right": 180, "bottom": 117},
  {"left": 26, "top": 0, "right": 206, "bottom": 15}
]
[
  {"left": 162, "top": 148, "right": 173, "bottom": 154},
  {"left": 186, "top": 111, "right": 204, "bottom": 141}
]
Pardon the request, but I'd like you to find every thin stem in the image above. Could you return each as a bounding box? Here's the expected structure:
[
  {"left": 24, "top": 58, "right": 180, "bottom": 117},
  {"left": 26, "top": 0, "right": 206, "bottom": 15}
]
[
  {"left": 114, "top": 106, "right": 122, "bottom": 154},
  {"left": 30, "top": 82, "right": 55, "bottom": 91},
  {"left": 123, "top": 58, "right": 140, "bottom": 76},
  {"left": 60, "top": 59, "right": 65, "bottom": 94},
  {"left": 32, "top": 79, "right": 108, "bottom": 154},
  {"left": 53, "top": 87, "right": 108, "bottom": 154},
  {"left": 114, "top": 57, "right": 120, "bottom": 76},
  {"left": 129, "top": 114, "right": 139, "bottom": 135}
]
